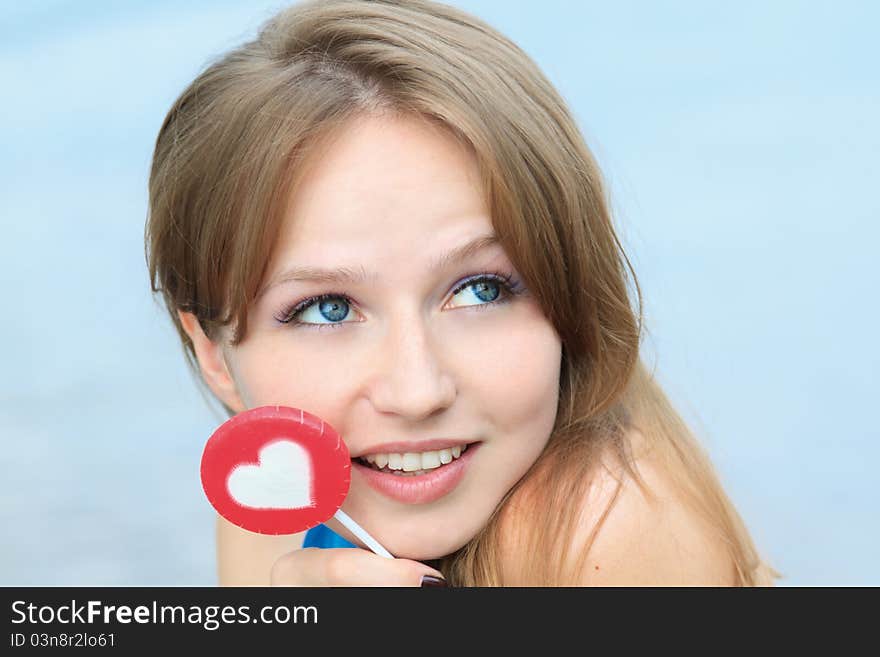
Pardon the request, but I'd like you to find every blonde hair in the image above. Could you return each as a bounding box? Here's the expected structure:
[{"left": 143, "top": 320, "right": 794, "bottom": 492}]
[{"left": 146, "top": 0, "right": 777, "bottom": 585}]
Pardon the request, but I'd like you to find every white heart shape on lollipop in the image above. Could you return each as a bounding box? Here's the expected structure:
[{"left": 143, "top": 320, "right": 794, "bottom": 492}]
[{"left": 226, "top": 440, "right": 315, "bottom": 509}]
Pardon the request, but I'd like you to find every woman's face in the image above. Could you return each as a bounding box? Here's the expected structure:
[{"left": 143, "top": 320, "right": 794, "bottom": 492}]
[{"left": 219, "top": 114, "right": 562, "bottom": 559}]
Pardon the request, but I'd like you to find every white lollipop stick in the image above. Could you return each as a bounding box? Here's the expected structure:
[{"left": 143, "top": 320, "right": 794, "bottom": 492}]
[{"left": 333, "top": 509, "right": 394, "bottom": 559}]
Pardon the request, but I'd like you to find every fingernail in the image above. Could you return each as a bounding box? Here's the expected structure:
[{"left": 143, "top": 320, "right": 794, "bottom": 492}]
[{"left": 420, "top": 575, "right": 447, "bottom": 588}]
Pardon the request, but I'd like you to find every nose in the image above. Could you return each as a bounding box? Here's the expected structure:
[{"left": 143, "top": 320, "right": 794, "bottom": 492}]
[{"left": 366, "top": 313, "right": 457, "bottom": 421}]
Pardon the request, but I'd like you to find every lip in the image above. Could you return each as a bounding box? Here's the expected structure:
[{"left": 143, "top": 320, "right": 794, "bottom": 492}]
[
  {"left": 350, "top": 438, "right": 475, "bottom": 459},
  {"left": 352, "top": 442, "right": 480, "bottom": 505}
]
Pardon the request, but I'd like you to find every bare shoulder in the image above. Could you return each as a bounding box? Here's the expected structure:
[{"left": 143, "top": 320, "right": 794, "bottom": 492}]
[
  {"left": 574, "top": 431, "right": 736, "bottom": 586},
  {"left": 216, "top": 515, "right": 305, "bottom": 586}
]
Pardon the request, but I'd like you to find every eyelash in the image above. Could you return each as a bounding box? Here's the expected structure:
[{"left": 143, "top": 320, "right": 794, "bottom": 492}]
[{"left": 273, "top": 271, "right": 525, "bottom": 330}]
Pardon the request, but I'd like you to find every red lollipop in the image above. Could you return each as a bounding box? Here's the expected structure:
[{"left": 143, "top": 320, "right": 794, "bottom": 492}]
[{"left": 200, "top": 405, "right": 391, "bottom": 557}]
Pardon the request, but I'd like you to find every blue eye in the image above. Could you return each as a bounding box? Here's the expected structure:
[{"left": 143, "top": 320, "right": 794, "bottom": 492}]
[
  {"left": 297, "top": 296, "right": 352, "bottom": 325},
  {"left": 448, "top": 276, "right": 502, "bottom": 307},
  {"left": 283, "top": 294, "right": 351, "bottom": 325},
  {"left": 275, "top": 272, "right": 524, "bottom": 329}
]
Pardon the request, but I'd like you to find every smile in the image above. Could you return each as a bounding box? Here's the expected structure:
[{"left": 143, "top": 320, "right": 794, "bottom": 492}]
[
  {"left": 351, "top": 443, "right": 480, "bottom": 504},
  {"left": 355, "top": 444, "right": 469, "bottom": 476}
]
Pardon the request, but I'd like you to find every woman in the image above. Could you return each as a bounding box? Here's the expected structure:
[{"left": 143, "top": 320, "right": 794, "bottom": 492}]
[{"left": 146, "top": 0, "right": 777, "bottom": 586}]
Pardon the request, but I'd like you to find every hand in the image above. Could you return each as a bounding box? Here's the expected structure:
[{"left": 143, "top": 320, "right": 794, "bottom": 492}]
[{"left": 270, "top": 547, "right": 447, "bottom": 587}]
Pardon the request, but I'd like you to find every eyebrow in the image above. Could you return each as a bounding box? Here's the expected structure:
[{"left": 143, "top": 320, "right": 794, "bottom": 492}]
[{"left": 259, "top": 233, "right": 500, "bottom": 297}]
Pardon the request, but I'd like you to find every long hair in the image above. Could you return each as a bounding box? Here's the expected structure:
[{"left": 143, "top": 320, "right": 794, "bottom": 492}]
[{"left": 146, "top": 0, "right": 777, "bottom": 585}]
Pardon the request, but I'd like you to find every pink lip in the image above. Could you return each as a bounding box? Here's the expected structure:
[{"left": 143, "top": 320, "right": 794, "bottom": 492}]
[{"left": 352, "top": 442, "right": 480, "bottom": 505}]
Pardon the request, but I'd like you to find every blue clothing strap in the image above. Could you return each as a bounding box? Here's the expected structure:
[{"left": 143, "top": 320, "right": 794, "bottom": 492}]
[{"left": 303, "top": 523, "right": 357, "bottom": 549}]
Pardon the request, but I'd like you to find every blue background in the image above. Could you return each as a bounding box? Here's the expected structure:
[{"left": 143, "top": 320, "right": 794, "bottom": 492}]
[{"left": 2, "top": 0, "right": 877, "bottom": 585}]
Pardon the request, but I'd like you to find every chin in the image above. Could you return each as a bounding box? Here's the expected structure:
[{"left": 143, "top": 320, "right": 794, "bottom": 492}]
[
  {"left": 386, "top": 536, "right": 469, "bottom": 561},
  {"left": 379, "top": 517, "right": 483, "bottom": 561}
]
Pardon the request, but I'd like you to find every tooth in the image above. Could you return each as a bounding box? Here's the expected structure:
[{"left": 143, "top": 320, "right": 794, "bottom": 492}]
[
  {"left": 451, "top": 445, "right": 461, "bottom": 458},
  {"left": 421, "top": 450, "right": 441, "bottom": 470},
  {"left": 388, "top": 453, "right": 403, "bottom": 470},
  {"left": 402, "top": 453, "right": 421, "bottom": 472},
  {"left": 365, "top": 454, "right": 376, "bottom": 464},
  {"left": 438, "top": 448, "right": 453, "bottom": 464},
  {"left": 374, "top": 453, "right": 389, "bottom": 469}
]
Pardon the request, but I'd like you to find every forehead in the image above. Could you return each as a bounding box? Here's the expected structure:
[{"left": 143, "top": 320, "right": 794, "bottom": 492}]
[{"left": 274, "top": 114, "right": 490, "bottom": 262}]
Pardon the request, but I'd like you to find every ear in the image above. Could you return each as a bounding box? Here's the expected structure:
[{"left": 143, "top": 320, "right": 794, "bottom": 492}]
[{"left": 178, "top": 311, "right": 247, "bottom": 413}]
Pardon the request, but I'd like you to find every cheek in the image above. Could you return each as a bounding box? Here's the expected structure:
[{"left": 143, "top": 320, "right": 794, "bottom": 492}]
[
  {"left": 471, "top": 314, "right": 562, "bottom": 439},
  {"left": 227, "top": 337, "right": 345, "bottom": 410}
]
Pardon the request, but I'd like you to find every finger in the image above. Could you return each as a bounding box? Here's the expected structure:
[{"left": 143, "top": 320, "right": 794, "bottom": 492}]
[{"left": 271, "top": 548, "right": 445, "bottom": 587}]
